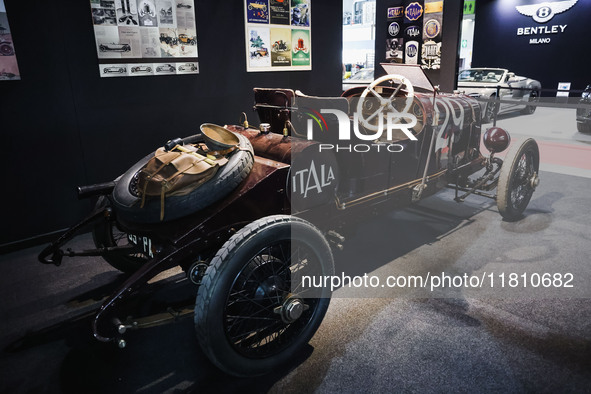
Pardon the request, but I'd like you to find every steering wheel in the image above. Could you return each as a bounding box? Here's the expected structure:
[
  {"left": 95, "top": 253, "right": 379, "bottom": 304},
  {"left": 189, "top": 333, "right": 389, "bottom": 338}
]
[{"left": 356, "top": 74, "right": 415, "bottom": 132}]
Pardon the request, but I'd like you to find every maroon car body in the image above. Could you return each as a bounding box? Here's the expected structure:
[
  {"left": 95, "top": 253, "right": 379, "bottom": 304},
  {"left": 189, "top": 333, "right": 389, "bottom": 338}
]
[{"left": 39, "top": 64, "right": 540, "bottom": 376}]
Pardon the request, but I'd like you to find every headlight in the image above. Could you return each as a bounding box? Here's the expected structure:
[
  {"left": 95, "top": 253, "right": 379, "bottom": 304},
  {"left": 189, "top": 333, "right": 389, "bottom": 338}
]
[{"left": 583, "top": 92, "right": 590, "bottom": 98}]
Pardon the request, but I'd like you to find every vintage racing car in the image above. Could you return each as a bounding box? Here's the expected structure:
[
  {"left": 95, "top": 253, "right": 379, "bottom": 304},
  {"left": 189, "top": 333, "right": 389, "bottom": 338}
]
[
  {"left": 40, "top": 64, "right": 540, "bottom": 376},
  {"left": 458, "top": 67, "right": 541, "bottom": 123}
]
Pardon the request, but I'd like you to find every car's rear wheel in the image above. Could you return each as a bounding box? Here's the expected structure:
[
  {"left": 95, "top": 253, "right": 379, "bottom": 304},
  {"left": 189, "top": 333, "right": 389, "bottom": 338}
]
[
  {"left": 521, "top": 89, "right": 539, "bottom": 115},
  {"left": 194, "top": 215, "right": 333, "bottom": 377},
  {"left": 577, "top": 122, "right": 591, "bottom": 134},
  {"left": 497, "top": 138, "right": 539, "bottom": 221},
  {"left": 92, "top": 196, "right": 149, "bottom": 273}
]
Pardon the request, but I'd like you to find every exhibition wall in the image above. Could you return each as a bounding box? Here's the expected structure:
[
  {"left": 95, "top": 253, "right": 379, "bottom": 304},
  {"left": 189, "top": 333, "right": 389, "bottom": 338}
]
[
  {"left": 0, "top": 0, "right": 342, "bottom": 249},
  {"left": 472, "top": 0, "right": 591, "bottom": 94}
]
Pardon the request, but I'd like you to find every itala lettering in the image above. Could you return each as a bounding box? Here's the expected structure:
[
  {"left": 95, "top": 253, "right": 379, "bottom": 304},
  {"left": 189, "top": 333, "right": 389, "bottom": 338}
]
[
  {"left": 292, "top": 160, "right": 335, "bottom": 198},
  {"left": 517, "top": 24, "right": 567, "bottom": 35}
]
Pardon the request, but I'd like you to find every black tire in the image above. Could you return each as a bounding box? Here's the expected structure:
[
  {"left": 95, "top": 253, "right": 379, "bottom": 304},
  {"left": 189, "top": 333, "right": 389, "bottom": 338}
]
[
  {"left": 577, "top": 122, "right": 591, "bottom": 134},
  {"left": 92, "top": 196, "right": 150, "bottom": 273},
  {"left": 195, "top": 215, "right": 334, "bottom": 377},
  {"left": 521, "top": 89, "right": 539, "bottom": 115},
  {"left": 482, "top": 95, "right": 498, "bottom": 123},
  {"left": 497, "top": 138, "right": 540, "bottom": 221},
  {"left": 112, "top": 132, "right": 254, "bottom": 223}
]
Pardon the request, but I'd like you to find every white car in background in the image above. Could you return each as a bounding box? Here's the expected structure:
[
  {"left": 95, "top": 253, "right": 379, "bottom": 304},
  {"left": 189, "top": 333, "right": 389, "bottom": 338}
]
[{"left": 458, "top": 68, "right": 541, "bottom": 123}]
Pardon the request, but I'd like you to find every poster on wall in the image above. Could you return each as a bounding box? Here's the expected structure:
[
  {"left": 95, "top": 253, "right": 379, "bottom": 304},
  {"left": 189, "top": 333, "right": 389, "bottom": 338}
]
[
  {"left": 0, "top": 0, "right": 21, "bottom": 81},
  {"left": 422, "top": 0, "right": 443, "bottom": 69},
  {"left": 90, "top": 0, "right": 199, "bottom": 78},
  {"left": 244, "top": 0, "right": 311, "bottom": 72}
]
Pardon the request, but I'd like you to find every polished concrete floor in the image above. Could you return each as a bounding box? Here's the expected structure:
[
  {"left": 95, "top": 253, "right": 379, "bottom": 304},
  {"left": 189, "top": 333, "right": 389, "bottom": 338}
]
[{"left": 1, "top": 107, "right": 590, "bottom": 393}]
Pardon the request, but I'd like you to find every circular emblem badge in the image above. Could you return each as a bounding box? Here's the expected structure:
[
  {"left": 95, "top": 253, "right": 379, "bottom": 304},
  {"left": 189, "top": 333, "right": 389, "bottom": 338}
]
[
  {"left": 388, "top": 22, "right": 400, "bottom": 36},
  {"left": 407, "top": 43, "right": 418, "bottom": 57},
  {"left": 424, "top": 19, "right": 441, "bottom": 39}
]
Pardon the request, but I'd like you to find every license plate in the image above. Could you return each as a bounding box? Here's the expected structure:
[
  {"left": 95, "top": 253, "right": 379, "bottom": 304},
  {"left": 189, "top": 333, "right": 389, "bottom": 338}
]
[{"left": 127, "top": 234, "right": 154, "bottom": 258}]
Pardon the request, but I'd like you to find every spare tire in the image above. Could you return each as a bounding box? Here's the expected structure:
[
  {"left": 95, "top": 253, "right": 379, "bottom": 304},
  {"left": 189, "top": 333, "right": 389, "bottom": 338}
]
[{"left": 112, "top": 132, "right": 254, "bottom": 223}]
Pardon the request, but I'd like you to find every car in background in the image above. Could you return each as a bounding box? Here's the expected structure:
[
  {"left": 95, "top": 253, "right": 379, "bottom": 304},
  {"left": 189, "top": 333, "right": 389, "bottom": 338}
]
[
  {"left": 342, "top": 68, "right": 374, "bottom": 91},
  {"left": 103, "top": 66, "right": 127, "bottom": 74},
  {"left": 178, "top": 63, "right": 198, "bottom": 72},
  {"left": 577, "top": 85, "right": 591, "bottom": 133},
  {"left": 457, "top": 68, "right": 541, "bottom": 123},
  {"left": 99, "top": 42, "right": 131, "bottom": 52},
  {"left": 131, "top": 65, "right": 152, "bottom": 73},
  {"left": 156, "top": 63, "right": 175, "bottom": 73},
  {"left": 178, "top": 33, "right": 196, "bottom": 45}
]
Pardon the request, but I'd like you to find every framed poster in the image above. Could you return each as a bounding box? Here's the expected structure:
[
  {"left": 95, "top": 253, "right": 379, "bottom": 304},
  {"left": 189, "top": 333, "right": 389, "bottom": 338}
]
[
  {"left": 244, "top": 0, "right": 311, "bottom": 72},
  {"left": 90, "top": 0, "right": 199, "bottom": 78},
  {"left": 0, "top": 0, "right": 21, "bottom": 81}
]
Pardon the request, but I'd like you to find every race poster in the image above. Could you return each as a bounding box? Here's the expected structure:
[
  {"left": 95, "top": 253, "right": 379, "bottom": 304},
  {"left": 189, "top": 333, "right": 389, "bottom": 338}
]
[
  {"left": 90, "top": 0, "right": 199, "bottom": 77},
  {"left": 247, "top": 0, "right": 269, "bottom": 24},
  {"left": 422, "top": 0, "right": 443, "bottom": 69},
  {"left": 385, "top": 2, "right": 404, "bottom": 63},
  {"left": 291, "top": 29, "right": 310, "bottom": 66},
  {"left": 248, "top": 26, "right": 271, "bottom": 69},
  {"left": 244, "top": 0, "right": 311, "bottom": 72},
  {"left": 0, "top": 0, "right": 21, "bottom": 81},
  {"left": 269, "top": 0, "right": 289, "bottom": 25},
  {"left": 270, "top": 27, "right": 291, "bottom": 67}
]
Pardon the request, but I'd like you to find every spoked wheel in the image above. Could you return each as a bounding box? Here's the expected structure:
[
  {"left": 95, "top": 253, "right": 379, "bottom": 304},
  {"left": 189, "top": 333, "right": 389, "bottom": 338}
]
[
  {"left": 356, "top": 73, "right": 415, "bottom": 134},
  {"left": 521, "top": 89, "right": 539, "bottom": 115},
  {"left": 92, "top": 196, "right": 150, "bottom": 273},
  {"left": 195, "top": 215, "right": 334, "bottom": 377},
  {"left": 497, "top": 138, "right": 540, "bottom": 221}
]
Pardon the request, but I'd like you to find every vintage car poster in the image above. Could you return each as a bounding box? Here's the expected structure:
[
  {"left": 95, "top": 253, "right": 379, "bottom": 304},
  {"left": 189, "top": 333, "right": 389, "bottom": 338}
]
[
  {"left": 422, "top": 0, "right": 443, "bottom": 70},
  {"left": 291, "top": 29, "right": 310, "bottom": 66},
  {"left": 0, "top": 0, "right": 20, "bottom": 81},
  {"left": 248, "top": 27, "right": 271, "bottom": 68},
  {"left": 291, "top": 0, "right": 309, "bottom": 27},
  {"left": 270, "top": 27, "right": 291, "bottom": 67},
  {"left": 137, "top": 0, "right": 158, "bottom": 26},
  {"left": 247, "top": 0, "right": 269, "bottom": 24},
  {"left": 269, "top": 0, "right": 289, "bottom": 25},
  {"left": 157, "top": 0, "right": 178, "bottom": 27},
  {"left": 244, "top": 0, "right": 311, "bottom": 72},
  {"left": 90, "top": 0, "right": 198, "bottom": 77}
]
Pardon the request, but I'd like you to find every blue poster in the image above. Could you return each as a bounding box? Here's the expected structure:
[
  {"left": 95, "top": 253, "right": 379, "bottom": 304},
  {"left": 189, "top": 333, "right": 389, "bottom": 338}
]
[{"left": 247, "top": 0, "right": 269, "bottom": 24}]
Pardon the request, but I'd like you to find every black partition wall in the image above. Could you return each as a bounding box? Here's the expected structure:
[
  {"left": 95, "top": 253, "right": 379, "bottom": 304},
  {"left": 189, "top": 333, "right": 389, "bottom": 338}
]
[
  {"left": 472, "top": 0, "right": 591, "bottom": 93},
  {"left": 0, "top": 1, "right": 342, "bottom": 249},
  {"left": 374, "top": 0, "right": 463, "bottom": 92}
]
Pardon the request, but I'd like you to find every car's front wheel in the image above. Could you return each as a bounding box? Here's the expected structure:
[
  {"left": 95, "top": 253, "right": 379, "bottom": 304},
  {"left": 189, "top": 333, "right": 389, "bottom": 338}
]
[
  {"left": 497, "top": 138, "right": 540, "bottom": 221},
  {"left": 482, "top": 95, "right": 499, "bottom": 123},
  {"left": 194, "top": 215, "right": 334, "bottom": 377}
]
